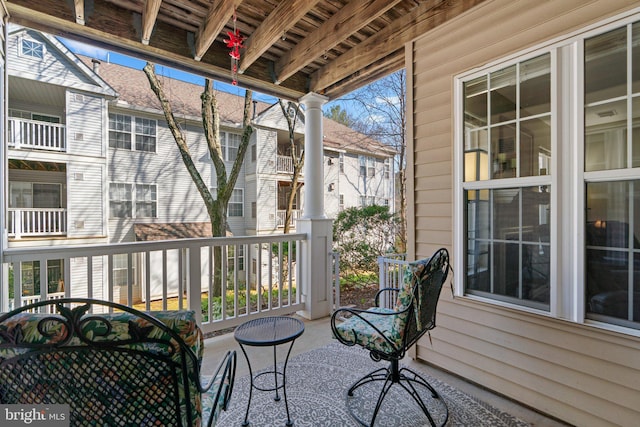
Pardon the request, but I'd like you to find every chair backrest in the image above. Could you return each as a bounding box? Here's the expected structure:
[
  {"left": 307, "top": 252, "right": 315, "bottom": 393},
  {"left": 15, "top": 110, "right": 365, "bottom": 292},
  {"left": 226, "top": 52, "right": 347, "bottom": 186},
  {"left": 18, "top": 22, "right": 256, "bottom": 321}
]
[
  {"left": 391, "top": 248, "right": 450, "bottom": 350},
  {"left": 0, "top": 298, "right": 204, "bottom": 426}
]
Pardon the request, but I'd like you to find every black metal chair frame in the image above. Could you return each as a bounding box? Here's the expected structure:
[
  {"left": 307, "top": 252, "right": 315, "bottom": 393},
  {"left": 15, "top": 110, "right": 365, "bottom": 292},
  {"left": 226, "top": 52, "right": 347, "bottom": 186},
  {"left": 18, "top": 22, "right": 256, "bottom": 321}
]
[
  {"left": 0, "top": 298, "right": 236, "bottom": 427},
  {"left": 331, "top": 248, "right": 451, "bottom": 427}
]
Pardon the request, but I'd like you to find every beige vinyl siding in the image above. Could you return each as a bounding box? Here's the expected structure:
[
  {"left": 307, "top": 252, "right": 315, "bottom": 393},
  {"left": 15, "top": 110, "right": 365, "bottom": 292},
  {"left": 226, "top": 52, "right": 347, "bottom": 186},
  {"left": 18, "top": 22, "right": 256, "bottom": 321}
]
[
  {"left": 67, "top": 163, "right": 105, "bottom": 238},
  {"left": 410, "top": 0, "right": 640, "bottom": 425}
]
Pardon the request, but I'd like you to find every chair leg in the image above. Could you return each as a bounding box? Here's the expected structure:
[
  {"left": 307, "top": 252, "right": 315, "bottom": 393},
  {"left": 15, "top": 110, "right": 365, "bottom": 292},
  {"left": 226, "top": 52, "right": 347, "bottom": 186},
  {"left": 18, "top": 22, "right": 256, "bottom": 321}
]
[
  {"left": 345, "top": 361, "right": 448, "bottom": 427},
  {"left": 398, "top": 367, "right": 449, "bottom": 427}
]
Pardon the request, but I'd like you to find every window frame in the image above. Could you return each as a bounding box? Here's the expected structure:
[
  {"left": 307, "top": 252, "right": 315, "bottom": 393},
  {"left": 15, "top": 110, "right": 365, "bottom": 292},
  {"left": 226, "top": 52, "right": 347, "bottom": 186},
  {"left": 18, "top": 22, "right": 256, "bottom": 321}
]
[
  {"left": 109, "top": 113, "right": 157, "bottom": 153},
  {"left": 453, "top": 9, "right": 640, "bottom": 335},
  {"left": 20, "top": 38, "right": 45, "bottom": 59}
]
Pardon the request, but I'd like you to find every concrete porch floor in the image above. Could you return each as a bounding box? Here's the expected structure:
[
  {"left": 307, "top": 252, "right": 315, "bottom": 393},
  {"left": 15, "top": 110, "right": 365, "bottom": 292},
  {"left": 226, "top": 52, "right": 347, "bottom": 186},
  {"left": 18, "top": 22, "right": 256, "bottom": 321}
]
[{"left": 202, "top": 315, "right": 569, "bottom": 427}]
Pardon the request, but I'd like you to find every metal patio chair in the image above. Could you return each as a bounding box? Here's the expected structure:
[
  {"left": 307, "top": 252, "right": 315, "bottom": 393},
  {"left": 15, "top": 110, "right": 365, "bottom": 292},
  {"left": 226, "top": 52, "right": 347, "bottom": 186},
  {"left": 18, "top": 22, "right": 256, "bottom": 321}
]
[{"left": 331, "top": 248, "right": 451, "bottom": 427}]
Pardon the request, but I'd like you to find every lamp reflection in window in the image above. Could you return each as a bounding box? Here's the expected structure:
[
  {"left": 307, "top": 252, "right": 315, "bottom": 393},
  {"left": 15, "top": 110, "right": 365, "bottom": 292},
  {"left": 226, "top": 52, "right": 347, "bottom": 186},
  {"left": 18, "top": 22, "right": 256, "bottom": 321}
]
[{"left": 464, "top": 148, "right": 489, "bottom": 201}]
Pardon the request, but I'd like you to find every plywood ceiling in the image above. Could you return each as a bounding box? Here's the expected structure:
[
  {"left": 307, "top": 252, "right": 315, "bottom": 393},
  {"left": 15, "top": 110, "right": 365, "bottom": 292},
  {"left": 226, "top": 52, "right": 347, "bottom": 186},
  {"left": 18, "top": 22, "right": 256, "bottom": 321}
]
[{"left": 3, "top": 0, "right": 485, "bottom": 100}]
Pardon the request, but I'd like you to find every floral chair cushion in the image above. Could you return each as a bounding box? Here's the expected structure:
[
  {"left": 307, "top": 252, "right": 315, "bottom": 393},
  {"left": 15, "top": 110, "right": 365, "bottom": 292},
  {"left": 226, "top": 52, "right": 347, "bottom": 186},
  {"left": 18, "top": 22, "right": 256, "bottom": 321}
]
[
  {"left": 333, "top": 307, "right": 401, "bottom": 354},
  {"left": 0, "top": 308, "right": 218, "bottom": 427}
]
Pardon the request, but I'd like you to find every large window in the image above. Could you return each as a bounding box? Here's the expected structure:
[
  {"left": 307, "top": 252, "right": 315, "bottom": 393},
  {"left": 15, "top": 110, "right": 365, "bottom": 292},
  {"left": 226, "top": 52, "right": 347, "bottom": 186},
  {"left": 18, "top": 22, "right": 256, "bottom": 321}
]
[
  {"left": 109, "top": 114, "right": 156, "bottom": 152},
  {"left": 584, "top": 22, "right": 640, "bottom": 328},
  {"left": 462, "top": 53, "right": 552, "bottom": 309},
  {"left": 458, "top": 14, "right": 640, "bottom": 330}
]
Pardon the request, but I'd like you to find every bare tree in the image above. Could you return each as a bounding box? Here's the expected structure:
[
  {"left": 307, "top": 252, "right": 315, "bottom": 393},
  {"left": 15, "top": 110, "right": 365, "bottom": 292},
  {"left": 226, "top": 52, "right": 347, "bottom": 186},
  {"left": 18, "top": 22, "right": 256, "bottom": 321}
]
[
  {"left": 143, "top": 63, "right": 253, "bottom": 293},
  {"left": 278, "top": 100, "right": 304, "bottom": 234},
  {"left": 339, "top": 70, "right": 407, "bottom": 252}
]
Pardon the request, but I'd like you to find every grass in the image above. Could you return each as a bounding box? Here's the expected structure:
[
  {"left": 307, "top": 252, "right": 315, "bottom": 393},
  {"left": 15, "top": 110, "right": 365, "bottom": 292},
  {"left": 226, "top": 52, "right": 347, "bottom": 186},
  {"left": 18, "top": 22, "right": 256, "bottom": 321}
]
[{"left": 132, "top": 286, "right": 296, "bottom": 322}]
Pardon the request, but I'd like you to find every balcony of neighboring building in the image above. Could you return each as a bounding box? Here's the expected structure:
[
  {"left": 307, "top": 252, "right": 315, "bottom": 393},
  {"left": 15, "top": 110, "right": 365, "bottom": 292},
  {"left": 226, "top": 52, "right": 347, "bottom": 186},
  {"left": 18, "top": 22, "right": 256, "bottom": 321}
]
[
  {"left": 276, "top": 182, "right": 301, "bottom": 229},
  {"left": 276, "top": 139, "right": 303, "bottom": 176},
  {"left": 7, "top": 161, "right": 67, "bottom": 239},
  {"left": 8, "top": 114, "right": 66, "bottom": 152}
]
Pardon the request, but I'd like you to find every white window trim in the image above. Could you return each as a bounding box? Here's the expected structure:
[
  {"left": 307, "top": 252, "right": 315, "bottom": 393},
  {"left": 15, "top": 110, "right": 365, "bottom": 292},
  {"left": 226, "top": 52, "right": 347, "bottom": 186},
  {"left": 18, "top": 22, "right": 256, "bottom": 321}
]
[
  {"left": 109, "top": 113, "right": 157, "bottom": 153},
  {"left": 452, "top": 8, "right": 640, "bottom": 337},
  {"left": 19, "top": 37, "right": 45, "bottom": 59}
]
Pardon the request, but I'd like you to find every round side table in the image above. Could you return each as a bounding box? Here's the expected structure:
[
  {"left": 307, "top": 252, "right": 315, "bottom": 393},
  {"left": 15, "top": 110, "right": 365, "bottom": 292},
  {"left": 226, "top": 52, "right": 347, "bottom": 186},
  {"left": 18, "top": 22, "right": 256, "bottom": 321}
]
[{"left": 234, "top": 316, "right": 305, "bottom": 427}]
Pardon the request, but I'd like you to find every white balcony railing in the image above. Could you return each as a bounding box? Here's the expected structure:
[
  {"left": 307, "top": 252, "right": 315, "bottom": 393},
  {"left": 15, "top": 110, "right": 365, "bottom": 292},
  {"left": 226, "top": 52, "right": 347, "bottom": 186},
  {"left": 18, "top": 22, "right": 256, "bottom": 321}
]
[
  {"left": 277, "top": 155, "right": 294, "bottom": 173},
  {"left": 276, "top": 209, "right": 301, "bottom": 228},
  {"left": 1, "top": 234, "right": 308, "bottom": 335},
  {"left": 377, "top": 253, "right": 408, "bottom": 309},
  {"left": 8, "top": 118, "right": 66, "bottom": 151},
  {"left": 7, "top": 208, "right": 67, "bottom": 238}
]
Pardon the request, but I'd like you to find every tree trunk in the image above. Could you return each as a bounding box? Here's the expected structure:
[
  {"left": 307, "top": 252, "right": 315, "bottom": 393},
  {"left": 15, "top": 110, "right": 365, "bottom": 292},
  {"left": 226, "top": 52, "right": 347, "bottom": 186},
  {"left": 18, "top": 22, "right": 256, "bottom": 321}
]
[{"left": 143, "top": 63, "right": 253, "bottom": 297}]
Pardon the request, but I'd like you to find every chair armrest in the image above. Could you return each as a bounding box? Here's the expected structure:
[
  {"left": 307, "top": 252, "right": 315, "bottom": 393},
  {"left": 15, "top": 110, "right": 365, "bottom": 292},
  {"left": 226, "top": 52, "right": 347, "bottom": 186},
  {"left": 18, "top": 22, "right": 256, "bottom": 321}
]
[
  {"left": 374, "top": 287, "right": 400, "bottom": 308},
  {"left": 201, "top": 350, "right": 237, "bottom": 427}
]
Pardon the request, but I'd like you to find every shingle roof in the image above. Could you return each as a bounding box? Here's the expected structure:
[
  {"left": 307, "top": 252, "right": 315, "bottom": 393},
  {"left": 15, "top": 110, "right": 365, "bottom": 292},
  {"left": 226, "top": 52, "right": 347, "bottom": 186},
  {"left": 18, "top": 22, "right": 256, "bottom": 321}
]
[{"left": 78, "top": 55, "right": 395, "bottom": 157}]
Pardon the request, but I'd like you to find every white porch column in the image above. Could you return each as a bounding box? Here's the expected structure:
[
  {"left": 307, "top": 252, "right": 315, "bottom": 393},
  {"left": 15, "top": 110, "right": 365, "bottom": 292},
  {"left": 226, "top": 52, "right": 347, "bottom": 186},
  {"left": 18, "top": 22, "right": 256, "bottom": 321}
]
[
  {"left": 299, "top": 92, "right": 328, "bottom": 219},
  {"left": 297, "top": 92, "right": 332, "bottom": 320}
]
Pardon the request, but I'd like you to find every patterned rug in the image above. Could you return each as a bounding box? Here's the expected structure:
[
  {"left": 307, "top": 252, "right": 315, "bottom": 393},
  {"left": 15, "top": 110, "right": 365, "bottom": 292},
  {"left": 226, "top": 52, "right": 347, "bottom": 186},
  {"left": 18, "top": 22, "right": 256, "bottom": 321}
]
[{"left": 215, "top": 342, "right": 530, "bottom": 426}]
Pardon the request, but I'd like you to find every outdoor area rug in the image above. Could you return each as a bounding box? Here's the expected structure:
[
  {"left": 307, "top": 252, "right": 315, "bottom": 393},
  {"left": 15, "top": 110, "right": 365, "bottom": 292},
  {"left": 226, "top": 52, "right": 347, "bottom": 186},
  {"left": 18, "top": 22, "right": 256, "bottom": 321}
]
[{"left": 214, "top": 341, "right": 530, "bottom": 426}]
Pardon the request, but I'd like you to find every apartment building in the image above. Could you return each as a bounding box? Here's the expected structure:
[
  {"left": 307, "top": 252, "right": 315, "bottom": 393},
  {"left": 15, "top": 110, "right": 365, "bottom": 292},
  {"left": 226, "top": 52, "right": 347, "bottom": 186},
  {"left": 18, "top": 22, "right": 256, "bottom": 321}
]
[{"left": 4, "top": 27, "right": 396, "bottom": 303}]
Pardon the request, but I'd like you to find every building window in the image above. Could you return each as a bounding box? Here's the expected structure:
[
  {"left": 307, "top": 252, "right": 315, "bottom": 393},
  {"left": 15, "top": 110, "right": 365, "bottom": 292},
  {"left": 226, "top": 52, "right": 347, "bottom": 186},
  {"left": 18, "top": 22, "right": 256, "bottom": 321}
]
[
  {"left": 109, "top": 183, "right": 133, "bottom": 218},
  {"left": 135, "top": 184, "right": 157, "bottom": 218},
  {"left": 251, "top": 144, "right": 256, "bottom": 162},
  {"left": 384, "top": 158, "right": 391, "bottom": 179},
  {"left": 20, "top": 39, "right": 44, "bottom": 59},
  {"left": 109, "top": 114, "right": 156, "bottom": 152},
  {"left": 228, "top": 189, "right": 244, "bottom": 217},
  {"left": 457, "top": 14, "right": 640, "bottom": 331},
  {"left": 112, "top": 254, "right": 135, "bottom": 288},
  {"left": 339, "top": 194, "right": 344, "bottom": 209},
  {"left": 228, "top": 245, "right": 245, "bottom": 272},
  {"left": 339, "top": 153, "right": 344, "bottom": 173},
  {"left": 251, "top": 202, "right": 257, "bottom": 218},
  {"left": 223, "top": 132, "right": 241, "bottom": 161},
  {"left": 9, "top": 182, "right": 61, "bottom": 209},
  {"left": 461, "top": 50, "right": 551, "bottom": 310},
  {"left": 359, "top": 155, "right": 376, "bottom": 177},
  {"left": 135, "top": 118, "right": 157, "bottom": 152},
  {"left": 583, "top": 21, "right": 640, "bottom": 329},
  {"left": 109, "top": 114, "right": 132, "bottom": 149}
]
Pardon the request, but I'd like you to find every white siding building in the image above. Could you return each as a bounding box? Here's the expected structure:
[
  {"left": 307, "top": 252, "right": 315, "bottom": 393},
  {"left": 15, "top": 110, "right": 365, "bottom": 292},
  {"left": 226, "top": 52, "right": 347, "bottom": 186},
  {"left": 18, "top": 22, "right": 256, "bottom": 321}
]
[{"left": 4, "top": 27, "right": 396, "bottom": 304}]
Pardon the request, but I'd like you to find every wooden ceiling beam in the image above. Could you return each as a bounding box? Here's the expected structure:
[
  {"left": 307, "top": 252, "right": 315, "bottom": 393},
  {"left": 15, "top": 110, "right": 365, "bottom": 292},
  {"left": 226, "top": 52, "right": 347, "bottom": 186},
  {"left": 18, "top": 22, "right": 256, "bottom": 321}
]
[
  {"left": 274, "top": 0, "right": 403, "bottom": 85},
  {"left": 238, "top": 0, "right": 321, "bottom": 75},
  {"left": 322, "top": 49, "right": 405, "bottom": 100},
  {"left": 310, "top": 0, "right": 485, "bottom": 93},
  {"left": 194, "top": 0, "right": 242, "bottom": 61},
  {"left": 141, "top": 0, "right": 162, "bottom": 45},
  {"left": 73, "top": 0, "right": 84, "bottom": 25},
  {"left": 6, "top": 2, "right": 308, "bottom": 100}
]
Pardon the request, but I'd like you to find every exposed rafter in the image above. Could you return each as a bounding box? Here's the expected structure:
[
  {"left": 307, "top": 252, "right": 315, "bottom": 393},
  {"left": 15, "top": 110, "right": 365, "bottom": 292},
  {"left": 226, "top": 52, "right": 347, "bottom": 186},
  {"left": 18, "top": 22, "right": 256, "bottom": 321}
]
[
  {"left": 194, "top": 0, "right": 242, "bottom": 61},
  {"left": 73, "top": 0, "right": 84, "bottom": 25},
  {"left": 274, "top": 0, "right": 403, "bottom": 85},
  {"left": 310, "top": 0, "right": 483, "bottom": 93},
  {"left": 141, "top": 0, "right": 162, "bottom": 45},
  {"left": 237, "top": 0, "right": 320, "bottom": 74}
]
